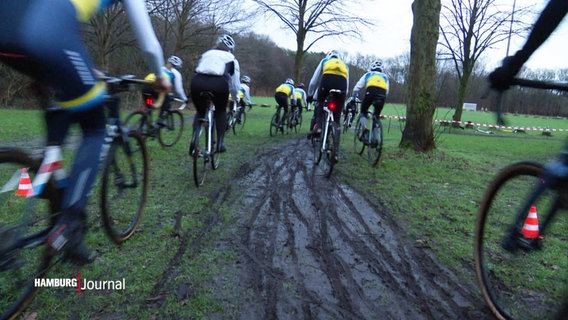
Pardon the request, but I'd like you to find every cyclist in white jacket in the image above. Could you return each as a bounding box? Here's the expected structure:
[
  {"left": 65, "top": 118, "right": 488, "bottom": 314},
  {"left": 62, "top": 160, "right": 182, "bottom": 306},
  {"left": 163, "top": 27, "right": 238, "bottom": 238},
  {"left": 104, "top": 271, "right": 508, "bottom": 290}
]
[{"left": 190, "top": 34, "right": 240, "bottom": 153}]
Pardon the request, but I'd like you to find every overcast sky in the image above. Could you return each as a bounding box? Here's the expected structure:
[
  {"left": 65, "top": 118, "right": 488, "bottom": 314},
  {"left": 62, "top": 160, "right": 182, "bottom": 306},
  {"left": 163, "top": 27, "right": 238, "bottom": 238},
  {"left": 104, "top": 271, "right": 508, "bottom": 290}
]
[{"left": 249, "top": 0, "right": 568, "bottom": 71}]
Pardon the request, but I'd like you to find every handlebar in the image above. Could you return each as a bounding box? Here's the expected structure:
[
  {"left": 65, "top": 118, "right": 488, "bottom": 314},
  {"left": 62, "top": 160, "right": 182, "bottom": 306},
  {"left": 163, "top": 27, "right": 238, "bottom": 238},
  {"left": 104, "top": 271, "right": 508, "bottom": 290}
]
[{"left": 101, "top": 74, "right": 166, "bottom": 108}]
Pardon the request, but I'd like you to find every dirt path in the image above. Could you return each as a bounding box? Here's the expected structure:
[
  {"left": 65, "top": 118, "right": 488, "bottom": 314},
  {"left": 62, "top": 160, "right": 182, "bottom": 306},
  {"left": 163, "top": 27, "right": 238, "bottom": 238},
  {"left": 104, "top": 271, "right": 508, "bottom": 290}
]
[{"left": 203, "top": 137, "right": 494, "bottom": 320}]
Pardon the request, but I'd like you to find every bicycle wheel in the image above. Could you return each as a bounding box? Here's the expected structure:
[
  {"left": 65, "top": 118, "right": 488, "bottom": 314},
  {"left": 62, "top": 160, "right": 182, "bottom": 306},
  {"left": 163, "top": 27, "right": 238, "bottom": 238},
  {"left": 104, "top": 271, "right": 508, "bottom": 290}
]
[
  {"left": 158, "top": 110, "right": 184, "bottom": 147},
  {"left": 321, "top": 123, "right": 337, "bottom": 177},
  {"left": 101, "top": 130, "right": 148, "bottom": 244},
  {"left": 475, "top": 161, "right": 568, "bottom": 320},
  {"left": 353, "top": 120, "right": 365, "bottom": 155},
  {"left": 191, "top": 124, "right": 207, "bottom": 187},
  {"left": 0, "top": 149, "right": 57, "bottom": 320},
  {"left": 233, "top": 110, "right": 246, "bottom": 135},
  {"left": 123, "top": 110, "right": 149, "bottom": 138},
  {"left": 226, "top": 111, "right": 235, "bottom": 135},
  {"left": 269, "top": 113, "right": 279, "bottom": 137},
  {"left": 367, "top": 119, "right": 384, "bottom": 167},
  {"left": 343, "top": 113, "right": 352, "bottom": 133}
]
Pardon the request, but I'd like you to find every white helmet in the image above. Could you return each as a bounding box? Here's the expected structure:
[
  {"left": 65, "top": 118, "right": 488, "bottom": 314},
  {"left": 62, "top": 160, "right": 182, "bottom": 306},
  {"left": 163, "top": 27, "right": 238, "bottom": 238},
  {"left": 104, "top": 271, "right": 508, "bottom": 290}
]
[
  {"left": 241, "top": 75, "right": 251, "bottom": 83},
  {"left": 369, "top": 60, "right": 383, "bottom": 72},
  {"left": 326, "top": 50, "right": 341, "bottom": 60},
  {"left": 285, "top": 78, "right": 294, "bottom": 85},
  {"left": 168, "top": 55, "right": 183, "bottom": 69},
  {"left": 217, "top": 34, "right": 236, "bottom": 51}
]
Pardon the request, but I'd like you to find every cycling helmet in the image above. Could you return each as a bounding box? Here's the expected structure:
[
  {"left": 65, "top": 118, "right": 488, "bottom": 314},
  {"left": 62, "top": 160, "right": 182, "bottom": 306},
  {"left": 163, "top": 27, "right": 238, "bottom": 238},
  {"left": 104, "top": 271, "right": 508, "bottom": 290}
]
[
  {"left": 326, "top": 50, "right": 341, "bottom": 60},
  {"left": 285, "top": 78, "right": 294, "bottom": 85},
  {"left": 168, "top": 55, "right": 183, "bottom": 69},
  {"left": 241, "top": 75, "right": 251, "bottom": 83},
  {"left": 369, "top": 60, "right": 383, "bottom": 72},
  {"left": 217, "top": 34, "right": 236, "bottom": 51}
]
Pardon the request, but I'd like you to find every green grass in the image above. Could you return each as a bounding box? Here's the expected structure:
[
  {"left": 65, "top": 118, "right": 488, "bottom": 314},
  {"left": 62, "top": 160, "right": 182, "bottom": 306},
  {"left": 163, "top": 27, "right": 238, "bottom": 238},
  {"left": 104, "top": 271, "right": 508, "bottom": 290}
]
[{"left": 0, "top": 98, "right": 566, "bottom": 318}]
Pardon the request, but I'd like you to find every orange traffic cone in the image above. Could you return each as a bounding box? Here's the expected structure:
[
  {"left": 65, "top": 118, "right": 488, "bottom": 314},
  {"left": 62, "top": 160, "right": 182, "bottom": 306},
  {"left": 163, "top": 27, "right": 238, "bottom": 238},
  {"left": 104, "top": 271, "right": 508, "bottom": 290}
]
[
  {"left": 16, "top": 168, "right": 34, "bottom": 197},
  {"left": 521, "top": 206, "right": 539, "bottom": 239}
]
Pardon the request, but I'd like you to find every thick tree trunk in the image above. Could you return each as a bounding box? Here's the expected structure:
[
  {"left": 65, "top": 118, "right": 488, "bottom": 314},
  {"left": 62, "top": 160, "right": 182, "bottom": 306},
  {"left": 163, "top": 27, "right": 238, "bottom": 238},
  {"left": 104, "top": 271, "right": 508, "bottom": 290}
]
[{"left": 400, "top": 0, "right": 441, "bottom": 152}]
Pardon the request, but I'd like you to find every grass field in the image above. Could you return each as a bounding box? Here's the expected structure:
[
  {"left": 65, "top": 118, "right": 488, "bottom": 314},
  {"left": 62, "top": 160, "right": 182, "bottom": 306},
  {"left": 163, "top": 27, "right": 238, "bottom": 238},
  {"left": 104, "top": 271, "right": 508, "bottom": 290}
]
[{"left": 0, "top": 97, "right": 566, "bottom": 318}]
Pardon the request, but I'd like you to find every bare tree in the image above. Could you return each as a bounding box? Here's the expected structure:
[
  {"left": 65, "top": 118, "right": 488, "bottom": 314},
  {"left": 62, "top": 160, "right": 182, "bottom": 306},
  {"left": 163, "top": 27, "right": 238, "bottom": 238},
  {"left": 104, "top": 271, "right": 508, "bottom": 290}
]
[
  {"left": 400, "top": 0, "right": 441, "bottom": 152},
  {"left": 439, "top": 0, "right": 530, "bottom": 122},
  {"left": 250, "top": 0, "right": 372, "bottom": 83}
]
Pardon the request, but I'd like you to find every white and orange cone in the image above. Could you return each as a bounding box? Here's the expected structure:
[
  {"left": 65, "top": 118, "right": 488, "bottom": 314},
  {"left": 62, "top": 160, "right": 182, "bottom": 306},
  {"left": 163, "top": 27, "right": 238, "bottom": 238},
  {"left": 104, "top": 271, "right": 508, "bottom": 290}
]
[
  {"left": 521, "top": 206, "right": 539, "bottom": 239},
  {"left": 16, "top": 168, "right": 34, "bottom": 197}
]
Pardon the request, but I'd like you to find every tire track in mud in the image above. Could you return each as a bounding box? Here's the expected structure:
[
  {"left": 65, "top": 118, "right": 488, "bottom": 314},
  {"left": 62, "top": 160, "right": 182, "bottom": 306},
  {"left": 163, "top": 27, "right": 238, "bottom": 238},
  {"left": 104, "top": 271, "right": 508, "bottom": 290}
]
[{"left": 231, "top": 137, "right": 492, "bottom": 320}]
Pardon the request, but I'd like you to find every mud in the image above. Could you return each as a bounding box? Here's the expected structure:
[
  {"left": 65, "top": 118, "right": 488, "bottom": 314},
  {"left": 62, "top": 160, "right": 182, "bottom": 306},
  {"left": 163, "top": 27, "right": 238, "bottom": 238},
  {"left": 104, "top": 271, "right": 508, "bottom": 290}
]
[{"left": 205, "top": 137, "right": 494, "bottom": 320}]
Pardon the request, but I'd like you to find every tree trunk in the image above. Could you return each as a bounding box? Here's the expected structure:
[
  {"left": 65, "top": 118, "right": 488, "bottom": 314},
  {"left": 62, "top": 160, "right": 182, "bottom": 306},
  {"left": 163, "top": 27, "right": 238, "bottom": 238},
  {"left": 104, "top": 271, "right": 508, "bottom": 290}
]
[{"left": 400, "top": 0, "right": 441, "bottom": 152}]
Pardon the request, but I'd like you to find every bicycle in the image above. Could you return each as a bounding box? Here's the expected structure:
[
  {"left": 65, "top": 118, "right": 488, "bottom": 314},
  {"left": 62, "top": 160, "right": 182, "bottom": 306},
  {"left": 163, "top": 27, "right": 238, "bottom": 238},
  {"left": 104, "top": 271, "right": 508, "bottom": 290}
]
[
  {"left": 312, "top": 89, "right": 342, "bottom": 177},
  {"left": 124, "top": 94, "right": 185, "bottom": 147},
  {"left": 474, "top": 78, "right": 568, "bottom": 320},
  {"left": 269, "top": 104, "right": 290, "bottom": 136},
  {"left": 226, "top": 100, "right": 247, "bottom": 135},
  {"left": 342, "top": 97, "right": 359, "bottom": 133},
  {"left": 0, "top": 74, "right": 156, "bottom": 320},
  {"left": 353, "top": 97, "right": 384, "bottom": 168},
  {"left": 288, "top": 104, "right": 302, "bottom": 133},
  {"left": 189, "top": 91, "right": 220, "bottom": 187}
]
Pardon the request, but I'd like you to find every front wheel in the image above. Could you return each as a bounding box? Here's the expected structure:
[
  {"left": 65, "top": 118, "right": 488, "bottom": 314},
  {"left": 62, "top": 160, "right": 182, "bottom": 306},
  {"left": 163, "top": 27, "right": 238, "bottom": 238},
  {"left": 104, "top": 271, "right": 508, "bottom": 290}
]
[
  {"left": 101, "top": 130, "right": 148, "bottom": 244},
  {"left": 158, "top": 110, "right": 184, "bottom": 147},
  {"left": 0, "top": 149, "right": 57, "bottom": 320},
  {"left": 123, "top": 110, "right": 149, "bottom": 138},
  {"left": 474, "top": 161, "right": 568, "bottom": 320}
]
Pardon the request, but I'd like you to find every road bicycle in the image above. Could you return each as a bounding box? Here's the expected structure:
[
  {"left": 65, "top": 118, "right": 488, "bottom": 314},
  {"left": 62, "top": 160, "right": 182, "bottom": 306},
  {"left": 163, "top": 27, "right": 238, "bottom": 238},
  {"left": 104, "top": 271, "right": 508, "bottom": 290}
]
[
  {"left": 312, "top": 89, "right": 342, "bottom": 177},
  {"left": 124, "top": 94, "right": 184, "bottom": 147},
  {"left": 189, "top": 91, "right": 220, "bottom": 187},
  {"left": 269, "top": 104, "right": 290, "bottom": 136},
  {"left": 226, "top": 100, "right": 247, "bottom": 135},
  {"left": 0, "top": 75, "right": 155, "bottom": 320},
  {"left": 474, "top": 78, "right": 568, "bottom": 320},
  {"left": 353, "top": 96, "right": 384, "bottom": 168},
  {"left": 342, "top": 97, "right": 359, "bottom": 133}
]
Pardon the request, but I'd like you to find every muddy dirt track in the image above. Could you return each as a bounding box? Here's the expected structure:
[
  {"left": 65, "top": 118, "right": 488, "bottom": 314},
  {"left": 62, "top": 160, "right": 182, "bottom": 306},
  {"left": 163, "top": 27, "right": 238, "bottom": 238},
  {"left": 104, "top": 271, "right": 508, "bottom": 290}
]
[{"left": 154, "top": 137, "right": 495, "bottom": 320}]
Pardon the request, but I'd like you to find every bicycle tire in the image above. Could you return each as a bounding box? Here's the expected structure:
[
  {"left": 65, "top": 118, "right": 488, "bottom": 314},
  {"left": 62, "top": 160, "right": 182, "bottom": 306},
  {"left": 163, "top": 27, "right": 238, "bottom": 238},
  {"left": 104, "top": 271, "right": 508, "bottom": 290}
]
[
  {"left": 0, "top": 149, "right": 57, "bottom": 320},
  {"left": 321, "top": 123, "right": 337, "bottom": 177},
  {"left": 123, "top": 110, "right": 149, "bottom": 138},
  {"left": 226, "top": 111, "right": 235, "bottom": 134},
  {"left": 343, "top": 113, "right": 352, "bottom": 133},
  {"left": 101, "top": 130, "right": 148, "bottom": 244},
  {"left": 269, "top": 113, "right": 279, "bottom": 137},
  {"left": 233, "top": 110, "right": 246, "bottom": 135},
  {"left": 368, "top": 119, "right": 384, "bottom": 168},
  {"left": 158, "top": 110, "right": 184, "bottom": 147},
  {"left": 191, "top": 124, "right": 207, "bottom": 187},
  {"left": 474, "top": 161, "right": 568, "bottom": 320},
  {"left": 353, "top": 120, "right": 365, "bottom": 155}
]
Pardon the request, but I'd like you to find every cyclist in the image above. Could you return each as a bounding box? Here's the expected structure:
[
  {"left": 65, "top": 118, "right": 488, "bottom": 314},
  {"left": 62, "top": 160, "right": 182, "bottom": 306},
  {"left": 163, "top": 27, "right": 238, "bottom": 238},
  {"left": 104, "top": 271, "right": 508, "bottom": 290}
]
[
  {"left": 144, "top": 55, "right": 190, "bottom": 121},
  {"left": 274, "top": 78, "right": 297, "bottom": 128},
  {"left": 351, "top": 60, "right": 389, "bottom": 147},
  {"left": 307, "top": 50, "right": 349, "bottom": 160},
  {"left": 190, "top": 34, "right": 240, "bottom": 153},
  {"left": 0, "top": 0, "right": 170, "bottom": 264},
  {"left": 489, "top": 0, "right": 568, "bottom": 92},
  {"left": 236, "top": 75, "right": 252, "bottom": 123},
  {"left": 294, "top": 83, "right": 308, "bottom": 118}
]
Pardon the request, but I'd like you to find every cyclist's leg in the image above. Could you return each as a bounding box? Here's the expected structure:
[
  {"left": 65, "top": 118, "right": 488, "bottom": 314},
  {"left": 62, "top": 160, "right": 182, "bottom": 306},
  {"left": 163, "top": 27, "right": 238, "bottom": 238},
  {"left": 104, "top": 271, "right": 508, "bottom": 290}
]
[{"left": 211, "top": 81, "right": 229, "bottom": 153}]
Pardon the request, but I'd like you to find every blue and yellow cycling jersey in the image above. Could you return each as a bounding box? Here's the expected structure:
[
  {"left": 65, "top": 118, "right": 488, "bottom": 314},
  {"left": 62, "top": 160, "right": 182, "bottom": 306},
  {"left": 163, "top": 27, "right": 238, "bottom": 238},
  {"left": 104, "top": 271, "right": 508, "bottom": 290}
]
[
  {"left": 322, "top": 57, "right": 348, "bottom": 78},
  {"left": 144, "top": 67, "right": 174, "bottom": 83},
  {"left": 69, "top": 0, "right": 119, "bottom": 22},
  {"left": 364, "top": 72, "right": 389, "bottom": 91},
  {"left": 275, "top": 83, "right": 294, "bottom": 96}
]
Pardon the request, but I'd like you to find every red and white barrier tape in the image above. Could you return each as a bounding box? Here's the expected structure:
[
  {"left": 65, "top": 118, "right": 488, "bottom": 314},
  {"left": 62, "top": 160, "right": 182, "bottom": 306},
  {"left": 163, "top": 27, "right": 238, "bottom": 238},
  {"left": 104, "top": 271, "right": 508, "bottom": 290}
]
[{"left": 380, "top": 115, "right": 567, "bottom": 132}]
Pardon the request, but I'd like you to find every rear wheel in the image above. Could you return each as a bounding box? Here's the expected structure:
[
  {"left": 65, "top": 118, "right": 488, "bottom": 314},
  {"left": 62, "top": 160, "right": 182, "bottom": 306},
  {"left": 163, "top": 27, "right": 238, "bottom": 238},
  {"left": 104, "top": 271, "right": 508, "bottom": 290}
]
[
  {"left": 191, "top": 124, "right": 207, "bottom": 187},
  {"left": 101, "top": 130, "right": 148, "bottom": 244},
  {"left": 233, "top": 110, "right": 246, "bottom": 135},
  {"left": 321, "top": 123, "right": 337, "bottom": 177},
  {"left": 269, "top": 113, "right": 279, "bottom": 137},
  {"left": 158, "top": 110, "right": 184, "bottom": 147},
  {"left": 0, "top": 149, "right": 57, "bottom": 320},
  {"left": 353, "top": 120, "right": 365, "bottom": 155},
  {"left": 368, "top": 119, "right": 383, "bottom": 167}
]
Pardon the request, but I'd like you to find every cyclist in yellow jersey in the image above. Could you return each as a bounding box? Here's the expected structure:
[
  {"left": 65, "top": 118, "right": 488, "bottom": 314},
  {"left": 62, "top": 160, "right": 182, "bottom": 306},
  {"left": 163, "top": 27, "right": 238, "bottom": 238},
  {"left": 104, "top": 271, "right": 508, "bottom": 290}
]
[
  {"left": 0, "top": 0, "right": 170, "bottom": 264},
  {"left": 351, "top": 60, "right": 389, "bottom": 147},
  {"left": 307, "top": 50, "right": 349, "bottom": 152},
  {"left": 274, "top": 78, "right": 297, "bottom": 128},
  {"left": 294, "top": 83, "right": 308, "bottom": 118}
]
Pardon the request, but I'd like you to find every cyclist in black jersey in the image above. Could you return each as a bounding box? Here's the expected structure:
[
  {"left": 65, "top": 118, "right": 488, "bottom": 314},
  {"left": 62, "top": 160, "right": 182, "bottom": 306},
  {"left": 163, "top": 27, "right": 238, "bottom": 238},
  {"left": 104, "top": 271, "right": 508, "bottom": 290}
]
[{"left": 0, "top": 0, "right": 171, "bottom": 264}]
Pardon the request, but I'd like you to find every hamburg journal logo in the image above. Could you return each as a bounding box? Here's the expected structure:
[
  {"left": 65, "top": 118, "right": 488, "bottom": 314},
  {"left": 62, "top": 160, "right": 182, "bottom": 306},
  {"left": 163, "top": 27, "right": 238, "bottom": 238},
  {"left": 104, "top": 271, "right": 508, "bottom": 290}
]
[{"left": 34, "top": 273, "right": 125, "bottom": 294}]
